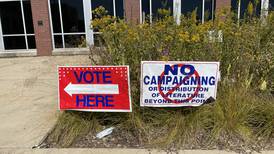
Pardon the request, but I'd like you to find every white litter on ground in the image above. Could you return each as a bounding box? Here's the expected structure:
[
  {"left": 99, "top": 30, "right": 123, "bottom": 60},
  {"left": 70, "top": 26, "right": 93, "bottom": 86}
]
[{"left": 96, "top": 127, "right": 115, "bottom": 139}]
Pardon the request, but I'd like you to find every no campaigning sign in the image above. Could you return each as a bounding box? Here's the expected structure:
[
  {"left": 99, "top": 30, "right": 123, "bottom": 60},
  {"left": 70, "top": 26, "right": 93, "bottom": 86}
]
[
  {"left": 58, "top": 66, "right": 131, "bottom": 112},
  {"left": 140, "top": 61, "right": 220, "bottom": 107}
]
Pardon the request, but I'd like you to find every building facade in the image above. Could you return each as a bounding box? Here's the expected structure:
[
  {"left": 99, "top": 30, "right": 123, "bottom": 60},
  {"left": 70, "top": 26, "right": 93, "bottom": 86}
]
[{"left": 0, "top": 0, "right": 272, "bottom": 56}]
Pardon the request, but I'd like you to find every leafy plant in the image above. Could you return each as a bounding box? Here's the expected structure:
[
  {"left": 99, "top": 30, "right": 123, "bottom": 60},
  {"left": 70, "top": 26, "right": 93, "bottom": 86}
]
[{"left": 47, "top": 8, "right": 274, "bottom": 150}]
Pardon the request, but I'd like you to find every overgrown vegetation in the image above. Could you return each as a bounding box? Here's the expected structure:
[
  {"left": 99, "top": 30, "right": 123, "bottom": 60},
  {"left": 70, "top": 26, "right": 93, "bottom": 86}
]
[{"left": 46, "top": 8, "right": 274, "bottom": 151}]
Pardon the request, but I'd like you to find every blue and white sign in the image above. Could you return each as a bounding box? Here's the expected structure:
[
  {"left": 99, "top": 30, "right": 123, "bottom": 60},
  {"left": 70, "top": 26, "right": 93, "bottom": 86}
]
[{"left": 140, "top": 61, "right": 220, "bottom": 107}]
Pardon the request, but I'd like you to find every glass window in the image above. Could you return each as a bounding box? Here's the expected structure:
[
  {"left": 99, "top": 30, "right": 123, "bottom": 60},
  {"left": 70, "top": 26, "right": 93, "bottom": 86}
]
[
  {"left": 50, "top": 0, "right": 62, "bottom": 33},
  {"left": 64, "top": 35, "right": 86, "bottom": 48},
  {"left": 181, "top": 0, "right": 202, "bottom": 21},
  {"left": 240, "top": 0, "right": 261, "bottom": 18},
  {"left": 141, "top": 0, "right": 215, "bottom": 23},
  {"left": 50, "top": 0, "right": 86, "bottom": 48},
  {"left": 269, "top": 0, "right": 274, "bottom": 11},
  {"left": 0, "top": 0, "right": 35, "bottom": 50},
  {"left": 3, "top": 36, "right": 26, "bottom": 50},
  {"left": 204, "top": 0, "right": 215, "bottom": 21},
  {"left": 141, "top": 0, "right": 173, "bottom": 23},
  {"left": 49, "top": 0, "right": 125, "bottom": 48},
  {"left": 54, "top": 35, "right": 63, "bottom": 48},
  {"left": 91, "top": 0, "right": 114, "bottom": 17},
  {"left": 231, "top": 0, "right": 238, "bottom": 12},
  {"left": 0, "top": 2, "right": 24, "bottom": 34},
  {"left": 141, "top": 0, "right": 150, "bottom": 22},
  {"left": 61, "top": 0, "right": 85, "bottom": 33},
  {"left": 115, "top": 0, "right": 124, "bottom": 18},
  {"left": 27, "top": 36, "right": 36, "bottom": 49},
  {"left": 152, "top": 0, "right": 173, "bottom": 19},
  {"left": 23, "top": 0, "right": 34, "bottom": 34}
]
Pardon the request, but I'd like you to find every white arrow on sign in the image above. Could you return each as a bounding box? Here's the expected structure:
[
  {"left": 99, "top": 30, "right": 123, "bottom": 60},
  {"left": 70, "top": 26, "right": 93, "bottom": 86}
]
[{"left": 64, "top": 82, "right": 119, "bottom": 96}]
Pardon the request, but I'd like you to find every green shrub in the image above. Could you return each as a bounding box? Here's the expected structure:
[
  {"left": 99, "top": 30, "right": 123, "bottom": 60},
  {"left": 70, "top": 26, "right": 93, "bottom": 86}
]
[{"left": 48, "top": 10, "right": 274, "bottom": 150}]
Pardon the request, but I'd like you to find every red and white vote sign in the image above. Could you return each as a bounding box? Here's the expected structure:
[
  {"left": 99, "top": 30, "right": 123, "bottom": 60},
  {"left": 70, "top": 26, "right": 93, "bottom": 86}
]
[{"left": 58, "top": 66, "right": 131, "bottom": 112}]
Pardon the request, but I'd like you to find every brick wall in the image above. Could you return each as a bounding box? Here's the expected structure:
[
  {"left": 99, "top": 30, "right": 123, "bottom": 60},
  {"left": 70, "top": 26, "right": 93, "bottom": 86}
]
[
  {"left": 124, "top": 0, "right": 141, "bottom": 24},
  {"left": 30, "top": 0, "right": 52, "bottom": 56},
  {"left": 216, "top": 0, "right": 232, "bottom": 11}
]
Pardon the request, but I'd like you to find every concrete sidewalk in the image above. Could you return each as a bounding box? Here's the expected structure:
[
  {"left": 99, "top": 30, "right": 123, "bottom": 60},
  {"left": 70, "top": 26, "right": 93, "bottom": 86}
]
[
  {"left": 0, "top": 55, "right": 90, "bottom": 148},
  {"left": 0, "top": 148, "right": 273, "bottom": 154}
]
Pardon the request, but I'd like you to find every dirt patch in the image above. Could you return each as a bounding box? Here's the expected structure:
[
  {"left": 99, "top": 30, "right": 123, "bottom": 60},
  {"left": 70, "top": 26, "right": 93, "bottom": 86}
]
[
  {"left": 43, "top": 126, "right": 274, "bottom": 153},
  {"left": 43, "top": 127, "right": 144, "bottom": 149},
  {"left": 72, "top": 127, "right": 144, "bottom": 148}
]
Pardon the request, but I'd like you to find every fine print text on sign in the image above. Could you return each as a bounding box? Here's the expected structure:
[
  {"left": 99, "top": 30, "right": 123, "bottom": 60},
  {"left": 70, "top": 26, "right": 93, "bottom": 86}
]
[
  {"left": 58, "top": 66, "right": 131, "bottom": 112},
  {"left": 140, "top": 61, "right": 220, "bottom": 107}
]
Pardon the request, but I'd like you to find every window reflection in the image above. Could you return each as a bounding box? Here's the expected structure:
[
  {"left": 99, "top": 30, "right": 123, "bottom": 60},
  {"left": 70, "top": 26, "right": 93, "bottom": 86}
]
[
  {"left": 23, "top": 0, "right": 35, "bottom": 34},
  {"left": 240, "top": 0, "right": 261, "bottom": 18},
  {"left": 54, "top": 35, "right": 63, "bottom": 48},
  {"left": 141, "top": 0, "right": 150, "bottom": 22},
  {"left": 0, "top": 2, "right": 24, "bottom": 34},
  {"left": 181, "top": 0, "right": 202, "bottom": 21},
  {"left": 204, "top": 0, "right": 215, "bottom": 21},
  {"left": 3, "top": 36, "right": 26, "bottom": 50},
  {"left": 270, "top": 0, "right": 274, "bottom": 11},
  {"left": 115, "top": 0, "right": 124, "bottom": 18},
  {"left": 50, "top": 0, "right": 62, "bottom": 33},
  {"left": 64, "top": 35, "right": 86, "bottom": 48},
  {"left": 91, "top": 0, "right": 114, "bottom": 18},
  {"left": 152, "top": 0, "right": 173, "bottom": 19},
  {"left": 231, "top": 0, "right": 261, "bottom": 19},
  {"left": 27, "top": 36, "right": 36, "bottom": 49},
  {"left": 61, "top": 0, "right": 85, "bottom": 33},
  {"left": 0, "top": 0, "right": 35, "bottom": 50}
]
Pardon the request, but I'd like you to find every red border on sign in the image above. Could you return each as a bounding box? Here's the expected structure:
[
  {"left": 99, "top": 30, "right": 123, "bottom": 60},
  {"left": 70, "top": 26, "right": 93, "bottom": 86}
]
[{"left": 57, "top": 66, "right": 132, "bottom": 112}]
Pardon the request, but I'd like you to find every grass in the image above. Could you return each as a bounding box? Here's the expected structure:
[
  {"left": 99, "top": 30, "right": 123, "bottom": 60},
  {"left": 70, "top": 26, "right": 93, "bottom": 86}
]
[
  {"left": 47, "top": 112, "right": 100, "bottom": 147},
  {"left": 46, "top": 85, "right": 274, "bottom": 149}
]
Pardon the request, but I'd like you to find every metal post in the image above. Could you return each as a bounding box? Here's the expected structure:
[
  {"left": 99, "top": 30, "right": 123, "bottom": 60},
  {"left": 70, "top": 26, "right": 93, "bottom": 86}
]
[
  {"left": 237, "top": 0, "right": 241, "bottom": 20},
  {"left": 113, "top": 0, "right": 116, "bottom": 17}
]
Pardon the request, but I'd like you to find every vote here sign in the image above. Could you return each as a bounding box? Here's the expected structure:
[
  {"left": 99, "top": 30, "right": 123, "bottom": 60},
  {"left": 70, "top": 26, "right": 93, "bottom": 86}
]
[
  {"left": 140, "top": 61, "right": 220, "bottom": 107},
  {"left": 58, "top": 66, "right": 131, "bottom": 112}
]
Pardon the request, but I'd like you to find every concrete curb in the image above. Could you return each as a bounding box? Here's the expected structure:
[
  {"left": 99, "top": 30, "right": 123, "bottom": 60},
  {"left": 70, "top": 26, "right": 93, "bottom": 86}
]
[
  {"left": 52, "top": 48, "right": 89, "bottom": 56},
  {"left": 0, "top": 148, "right": 273, "bottom": 154},
  {"left": 0, "top": 50, "right": 37, "bottom": 58}
]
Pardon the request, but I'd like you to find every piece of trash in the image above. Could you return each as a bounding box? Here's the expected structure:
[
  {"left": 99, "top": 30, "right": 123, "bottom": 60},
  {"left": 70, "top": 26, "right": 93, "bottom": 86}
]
[
  {"left": 32, "top": 145, "right": 39, "bottom": 149},
  {"left": 96, "top": 127, "right": 115, "bottom": 139}
]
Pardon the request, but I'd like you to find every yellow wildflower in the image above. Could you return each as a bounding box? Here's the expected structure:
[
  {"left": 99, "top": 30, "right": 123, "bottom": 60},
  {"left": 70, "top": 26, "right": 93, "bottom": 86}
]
[
  {"left": 179, "top": 31, "right": 190, "bottom": 42},
  {"left": 191, "top": 34, "right": 200, "bottom": 42}
]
